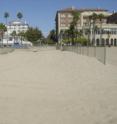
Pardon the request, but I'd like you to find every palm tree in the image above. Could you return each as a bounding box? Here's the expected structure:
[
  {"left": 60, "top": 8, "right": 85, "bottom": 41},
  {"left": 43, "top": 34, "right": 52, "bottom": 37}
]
[
  {"left": 69, "top": 22, "right": 75, "bottom": 44},
  {"left": 4, "top": 12, "right": 10, "bottom": 46},
  {"left": 17, "top": 12, "right": 23, "bottom": 20},
  {"left": 98, "top": 14, "right": 105, "bottom": 46},
  {"left": 90, "top": 13, "right": 98, "bottom": 46},
  {"left": 11, "top": 31, "right": 17, "bottom": 42},
  {"left": 17, "top": 12, "right": 23, "bottom": 45},
  {"left": 85, "top": 28, "right": 90, "bottom": 46},
  {"left": 4, "top": 12, "right": 9, "bottom": 24},
  {"left": 70, "top": 11, "right": 80, "bottom": 44},
  {"left": 88, "top": 15, "right": 93, "bottom": 45},
  {"left": 72, "top": 11, "right": 80, "bottom": 28}
]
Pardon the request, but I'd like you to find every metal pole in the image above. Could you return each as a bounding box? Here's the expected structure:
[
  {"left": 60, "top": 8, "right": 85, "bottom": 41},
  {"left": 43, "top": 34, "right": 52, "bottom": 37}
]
[{"left": 104, "top": 46, "right": 106, "bottom": 65}]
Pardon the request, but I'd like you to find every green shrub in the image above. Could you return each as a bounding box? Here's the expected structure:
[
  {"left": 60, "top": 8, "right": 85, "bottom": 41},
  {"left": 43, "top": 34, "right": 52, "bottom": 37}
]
[
  {"left": 75, "top": 37, "right": 89, "bottom": 45},
  {"left": 46, "top": 40, "right": 56, "bottom": 44}
]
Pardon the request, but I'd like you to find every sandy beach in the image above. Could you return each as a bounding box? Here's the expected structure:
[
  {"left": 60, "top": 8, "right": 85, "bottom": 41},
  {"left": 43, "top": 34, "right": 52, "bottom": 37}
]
[{"left": 0, "top": 46, "right": 117, "bottom": 124}]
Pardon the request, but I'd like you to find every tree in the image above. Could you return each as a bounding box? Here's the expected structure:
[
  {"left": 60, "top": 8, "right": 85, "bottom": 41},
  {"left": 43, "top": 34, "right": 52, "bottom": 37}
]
[
  {"left": 0, "top": 23, "right": 7, "bottom": 33},
  {"left": 76, "top": 37, "right": 89, "bottom": 46},
  {"left": 17, "top": 12, "right": 23, "bottom": 20},
  {"left": 11, "top": 31, "right": 17, "bottom": 41},
  {"left": 0, "top": 23, "right": 7, "bottom": 46},
  {"left": 25, "top": 27, "right": 43, "bottom": 44},
  {"left": 4, "top": 12, "right": 10, "bottom": 46},
  {"left": 88, "top": 15, "right": 93, "bottom": 45},
  {"left": 60, "top": 30, "right": 70, "bottom": 44},
  {"left": 98, "top": 14, "right": 105, "bottom": 46},
  {"left": 69, "top": 11, "right": 80, "bottom": 44},
  {"left": 18, "top": 31, "right": 26, "bottom": 41},
  {"left": 90, "top": 13, "right": 98, "bottom": 45},
  {"left": 85, "top": 28, "right": 90, "bottom": 45},
  {"left": 11, "top": 30, "right": 17, "bottom": 36},
  {"left": 72, "top": 11, "right": 80, "bottom": 28},
  {"left": 69, "top": 23, "right": 75, "bottom": 44},
  {"left": 47, "top": 29, "right": 56, "bottom": 44},
  {"left": 17, "top": 12, "right": 23, "bottom": 42},
  {"left": 4, "top": 12, "right": 9, "bottom": 24}
]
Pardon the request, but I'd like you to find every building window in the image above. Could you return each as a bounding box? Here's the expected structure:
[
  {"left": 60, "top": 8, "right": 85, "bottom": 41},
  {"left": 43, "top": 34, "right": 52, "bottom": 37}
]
[
  {"left": 106, "top": 39, "right": 109, "bottom": 45},
  {"left": 68, "top": 14, "right": 72, "bottom": 18},
  {"left": 60, "top": 24, "right": 66, "bottom": 27},
  {"left": 111, "top": 39, "right": 113, "bottom": 45},
  {"left": 114, "top": 39, "right": 117, "bottom": 46},
  {"left": 60, "top": 14, "right": 66, "bottom": 18},
  {"left": 102, "top": 38, "right": 105, "bottom": 46},
  {"left": 96, "top": 39, "right": 100, "bottom": 46}
]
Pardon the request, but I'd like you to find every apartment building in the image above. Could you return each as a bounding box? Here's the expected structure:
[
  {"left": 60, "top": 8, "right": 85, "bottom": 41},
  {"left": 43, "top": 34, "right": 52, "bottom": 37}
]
[{"left": 55, "top": 7, "right": 117, "bottom": 46}]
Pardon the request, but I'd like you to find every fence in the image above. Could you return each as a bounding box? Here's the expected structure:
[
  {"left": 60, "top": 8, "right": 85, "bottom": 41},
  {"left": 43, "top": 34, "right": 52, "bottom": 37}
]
[
  {"left": 57, "top": 44, "right": 106, "bottom": 64},
  {"left": 106, "top": 47, "right": 117, "bottom": 66},
  {"left": 0, "top": 48, "right": 14, "bottom": 54}
]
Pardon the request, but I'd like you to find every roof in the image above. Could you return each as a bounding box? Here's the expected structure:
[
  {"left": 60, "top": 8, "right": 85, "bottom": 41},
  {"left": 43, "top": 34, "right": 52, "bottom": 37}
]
[
  {"left": 57, "top": 7, "right": 108, "bottom": 13},
  {"left": 8, "top": 20, "right": 28, "bottom": 26}
]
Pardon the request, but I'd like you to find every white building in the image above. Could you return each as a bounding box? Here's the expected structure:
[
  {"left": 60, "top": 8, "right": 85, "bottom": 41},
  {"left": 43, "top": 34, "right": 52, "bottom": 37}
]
[
  {"left": 0, "top": 20, "right": 32, "bottom": 46},
  {"left": 6, "top": 20, "right": 29, "bottom": 35}
]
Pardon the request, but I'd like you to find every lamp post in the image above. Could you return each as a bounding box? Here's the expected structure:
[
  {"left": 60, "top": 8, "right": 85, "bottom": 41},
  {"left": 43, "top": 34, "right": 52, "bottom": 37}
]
[{"left": 107, "top": 30, "right": 111, "bottom": 47}]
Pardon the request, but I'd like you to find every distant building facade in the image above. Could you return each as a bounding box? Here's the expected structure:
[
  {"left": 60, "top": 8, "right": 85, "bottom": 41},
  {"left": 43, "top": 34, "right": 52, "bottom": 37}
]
[
  {"left": 0, "top": 20, "right": 29, "bottom": 46},
  {"left": 6, "top": 20, "right": 29, "bottom": 35},
  {"left": 55, "top": 7, "right": 117, "bottom": 46}
]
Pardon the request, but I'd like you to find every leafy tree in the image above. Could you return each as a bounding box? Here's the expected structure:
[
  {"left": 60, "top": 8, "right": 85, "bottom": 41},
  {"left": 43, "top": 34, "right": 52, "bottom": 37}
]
[
  {"left": 25, "top": 27, "right": 43, "bottom": 44},
  {"left": 76, "top": 37, "right": 89, "bottom": 46},
  {"left": 11, "top": 31, "right": 17, "bottom": 36},
  {"left": 0, "top": 23, "right": 7, "bottom": 45},
  {"left": 0, "top": 23, "right": 7, "bottom": 38},
  {"left": 47, "top": 29, "right": 56, "bottom": 44},
  {"left": 0, "top": 23, "right": 7, "bottom": 32},
  {"left": 11, "top": 31, "right": 17, "bottom": 41},
  {"left": 18, "top": 31, "right": 26, "bottom": 41}
]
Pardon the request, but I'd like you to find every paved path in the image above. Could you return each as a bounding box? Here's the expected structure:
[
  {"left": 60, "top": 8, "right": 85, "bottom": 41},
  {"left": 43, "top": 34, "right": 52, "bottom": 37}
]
[{"left": 0, "top": 47, "right": 117, "bottom": 124}]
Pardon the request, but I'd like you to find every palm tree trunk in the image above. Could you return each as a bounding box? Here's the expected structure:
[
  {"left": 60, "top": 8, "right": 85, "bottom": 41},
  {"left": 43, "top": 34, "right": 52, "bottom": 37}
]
[
  {"left": 2, "top": 32, "right": 4, "bottom": 47},
  {"left": 100, "top": 22, "right": 103, "bottom": 46},
  {"left": 72, "top": 31, "right": 74, "bottom": 45},
  {"left": 92, "top": 22, "right": 95, "bottom": 46},
  {"left": 89, "top": 20, "right": 91, "bottom": 46},
  {"left": 6, "top": 18, "right": 9, "bottom": 47}
]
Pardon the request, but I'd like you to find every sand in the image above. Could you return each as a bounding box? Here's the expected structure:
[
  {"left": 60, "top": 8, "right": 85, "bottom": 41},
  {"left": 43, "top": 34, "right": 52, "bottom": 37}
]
[{"left": 0, "top": 46, "right": 117, "bottom": 124}]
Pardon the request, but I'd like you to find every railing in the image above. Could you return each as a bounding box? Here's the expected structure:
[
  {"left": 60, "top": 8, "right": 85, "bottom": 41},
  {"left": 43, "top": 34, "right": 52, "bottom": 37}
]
[
  {"left": 57, "top": 44, "right": 106, "bottom": 64},
  {"left": 0, "top": 47, "right": 14, "bottom": 54}
]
